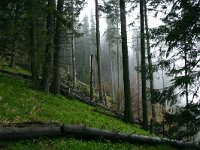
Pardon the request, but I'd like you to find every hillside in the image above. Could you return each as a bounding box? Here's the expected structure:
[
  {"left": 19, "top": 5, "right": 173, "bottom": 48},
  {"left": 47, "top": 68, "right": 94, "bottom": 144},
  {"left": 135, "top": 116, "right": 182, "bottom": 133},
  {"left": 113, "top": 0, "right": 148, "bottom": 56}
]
[{"left": 0, "top": 72, "right": 178, "bottom": 149}]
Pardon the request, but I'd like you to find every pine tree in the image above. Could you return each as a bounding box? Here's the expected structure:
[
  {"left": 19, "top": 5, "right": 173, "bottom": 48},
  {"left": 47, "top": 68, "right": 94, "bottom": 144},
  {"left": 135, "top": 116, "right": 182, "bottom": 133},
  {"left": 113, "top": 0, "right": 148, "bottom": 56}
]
[
  {"left": 43, "top": 0, "right": 55, "bottom": 93},
  {"left": 120, "top": 0, "right": 133, "bottom": 122},
  {"left": 52, "top": 0, "right": 64, "bottom": 94},
  {"left": 144, "top": 0, "right": 156, "bottom": 125},
  {"left": 29, "top": 0, "right": 39, "bottom": 89},
  {"left": 140, "top": 0, "right": 148, "bottom": 130},
  {"left": 95, "top": 0, "right": 103, "bottom": 102}
]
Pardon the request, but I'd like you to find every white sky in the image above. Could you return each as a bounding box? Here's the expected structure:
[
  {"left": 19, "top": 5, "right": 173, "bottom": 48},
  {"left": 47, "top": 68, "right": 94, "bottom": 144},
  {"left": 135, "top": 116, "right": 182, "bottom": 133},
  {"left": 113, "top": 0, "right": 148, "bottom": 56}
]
[{"left": 79, "top": 0, "right": 164, "bottom": 47}]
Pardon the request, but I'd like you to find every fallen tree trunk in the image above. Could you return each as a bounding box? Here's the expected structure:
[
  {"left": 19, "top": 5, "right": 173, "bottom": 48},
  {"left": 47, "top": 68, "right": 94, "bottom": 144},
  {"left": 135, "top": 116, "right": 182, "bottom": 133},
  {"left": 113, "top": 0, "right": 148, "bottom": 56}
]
[
  {"left": 62, "top": 124, "right": 199, "bottom": 149},
  {"left": 60, "top": 83, "right": 141, "bottom": 124},
  {"left": 0, "top": 126, "right": 61, "bottom": 140},
  {"left": 0, "top": 69, "right": 31, "bottom": 80},
  {"left": 0, "top": 124, "right": 199, "bottom": 149}
]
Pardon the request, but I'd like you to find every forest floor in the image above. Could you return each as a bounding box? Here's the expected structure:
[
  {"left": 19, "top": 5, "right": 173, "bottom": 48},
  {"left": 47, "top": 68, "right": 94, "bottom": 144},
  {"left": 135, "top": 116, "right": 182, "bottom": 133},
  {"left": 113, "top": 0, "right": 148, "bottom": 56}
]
[{"left": 0, "top": 64, "right": 176, "bottom": 149}]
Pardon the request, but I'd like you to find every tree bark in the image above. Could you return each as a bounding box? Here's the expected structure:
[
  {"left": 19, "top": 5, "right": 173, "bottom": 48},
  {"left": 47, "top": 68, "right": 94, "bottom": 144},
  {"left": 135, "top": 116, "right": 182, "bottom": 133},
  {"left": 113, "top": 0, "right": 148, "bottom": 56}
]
[
  {"left": 136, "top": 36, "right": 141, "bottom": 118},
  {"left": 90, "top": 55, "right": 94, "bottom": 100},
  {"left": 71, "top": 0, "right": 76, "bottom": 89},
  {"left": 0, "top": 125, "right": 199, "bottom": 149},
  {"left": 43, "top": 0, "right": 55, "bottom": 93},
  {"left": 119, "top": 0, "right": 133, "bottom": 122},
  {"left": 9, "top": 1, "right": 19, "bottom": 68},
  {"left": 95, "top": 0, "right": 103, "bottom": 102},
  {"left": 62, "top": 125, "right": 199, "bottom": 149},
  {"left": 140, "top": 0, "right": 148, "bottom": 130},
  {"left": 0, "top": 125, "right": 200, "bottom": 149},
  {"left": 116, "top": 23, "right": 121, "bottom": 111},
  {"left": 144, "top": 0, "right": 156, "bottom": 122},
  {"left": 0, "top": 126, "right": 61, "bottom": 140},
  {"left": 29, "top": 0, "right": 39, "bottom": 89},
  {"left": 52, "top": 0, "right": 64, "bottom": 94}
]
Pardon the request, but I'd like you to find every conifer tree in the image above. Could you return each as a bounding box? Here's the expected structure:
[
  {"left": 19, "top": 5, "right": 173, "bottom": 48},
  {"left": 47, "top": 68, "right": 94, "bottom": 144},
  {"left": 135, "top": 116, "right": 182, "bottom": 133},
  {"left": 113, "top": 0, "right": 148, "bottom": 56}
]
[{"left": 120, "top": 0, "right": 133, "bottom": 121}]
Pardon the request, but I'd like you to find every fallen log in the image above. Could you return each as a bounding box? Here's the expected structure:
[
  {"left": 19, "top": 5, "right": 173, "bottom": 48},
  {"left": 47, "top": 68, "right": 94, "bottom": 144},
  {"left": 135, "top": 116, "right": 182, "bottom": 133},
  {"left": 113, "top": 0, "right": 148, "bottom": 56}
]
[
  {"left": 0, "top": 126, "right": 61, "bottom": 140},
  {"left": 62, "top": 124, "right": 199, "bottom": 149},
  {"left": 0, "top": 124, "right": 199, "bottom": 149},
  {"left": 0, "top": 69, "right": 31, "bottom": 80}
]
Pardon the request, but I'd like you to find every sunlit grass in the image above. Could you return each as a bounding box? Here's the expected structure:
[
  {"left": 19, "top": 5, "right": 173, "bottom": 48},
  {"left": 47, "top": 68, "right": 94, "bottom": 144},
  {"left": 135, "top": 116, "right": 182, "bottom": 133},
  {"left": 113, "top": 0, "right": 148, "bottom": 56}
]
[{"left": 0, "top": 74, "right": 176, "bottom": 149}]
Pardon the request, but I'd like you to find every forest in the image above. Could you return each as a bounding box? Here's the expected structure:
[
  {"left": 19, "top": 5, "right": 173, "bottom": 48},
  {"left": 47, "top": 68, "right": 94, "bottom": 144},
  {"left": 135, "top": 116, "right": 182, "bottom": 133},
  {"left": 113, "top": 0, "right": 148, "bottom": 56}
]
[{"left": 0, "top": 0, "right": 199, "bottom": 149}]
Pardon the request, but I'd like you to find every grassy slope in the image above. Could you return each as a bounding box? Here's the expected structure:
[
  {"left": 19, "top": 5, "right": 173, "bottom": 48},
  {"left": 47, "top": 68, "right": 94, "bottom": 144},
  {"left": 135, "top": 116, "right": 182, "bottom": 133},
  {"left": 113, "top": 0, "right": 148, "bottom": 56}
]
[{"left": 0, "top": 73, "right": 175, "bottom": 149}]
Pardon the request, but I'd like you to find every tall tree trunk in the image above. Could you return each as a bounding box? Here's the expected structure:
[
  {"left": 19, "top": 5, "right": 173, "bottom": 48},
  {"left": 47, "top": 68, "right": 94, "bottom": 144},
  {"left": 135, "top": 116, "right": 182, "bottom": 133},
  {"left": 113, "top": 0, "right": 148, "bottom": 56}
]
[
  {"left": 108, "top": 42, "right": 115, "bottom": 101},
  {"left": 140, "top": 0, "right": 148, "bottom": 130},
  {"left": 29, "top": 0, "right": 39, "bottom": 89},
  {"left": 119, "top": 0, "right": 133, "bottom": 122},
  {"left": 95, "top": 0, "right": 103, "bottom": 102},
  {"left": 9, "top": 1, "right": 19, "bottom": 68},
  {"left": 110, "top": 57, "right": 115, "bottom": 99},
  {"left": 71, "top": 0, "right": 76, "bottom": 89},
  {"left": 116, "top": 23, "right": 120, "bottom": 111},
  {"left": 9, "top": 37, "right": 16, "bottom": 68},
  {"left": 43, "top": 0, "right": 55, "bottom": 93},
  {"left": 136, "top": 36, "right": 141, "bottom": 118},
  {"left": 184, "top": 43, "right": 189, "bottom": 105},
  {"left": 144, "top": 0, "right": 156, "bottom": 122},
  {"left": 184, "top": 39, "right": 189, "bottom": 141},
  {"left": 90, "top": 55, "right": 94, "bottom": 100},
  {"left": 52, "top": 0, "right": 64, "bottom": 94}
]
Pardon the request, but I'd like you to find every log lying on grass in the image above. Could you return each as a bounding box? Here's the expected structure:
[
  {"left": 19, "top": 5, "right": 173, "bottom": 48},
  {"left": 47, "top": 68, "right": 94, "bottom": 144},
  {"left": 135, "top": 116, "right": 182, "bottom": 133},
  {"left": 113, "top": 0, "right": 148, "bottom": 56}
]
[
  {"left": 62, "top": 125, "right": 199, "bottom": 149},
  {"left": 0, "top": 126, "right": 61, "bottom": 140},
  {"left": 0, "top": 69, "right": 31, "bottom": 80},
  {"left": 0, "top": 124, "right": 199, "bottom": 149},
  {"left": 60, "top": 83, "right": 141, "bottom": 125}
]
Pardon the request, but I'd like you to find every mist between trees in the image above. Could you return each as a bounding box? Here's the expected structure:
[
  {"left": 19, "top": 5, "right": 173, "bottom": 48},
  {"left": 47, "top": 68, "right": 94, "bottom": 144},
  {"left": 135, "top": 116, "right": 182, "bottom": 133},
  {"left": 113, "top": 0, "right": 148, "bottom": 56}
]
[{"left": 0, "top": 0, "right": 199, "bottom": 144}]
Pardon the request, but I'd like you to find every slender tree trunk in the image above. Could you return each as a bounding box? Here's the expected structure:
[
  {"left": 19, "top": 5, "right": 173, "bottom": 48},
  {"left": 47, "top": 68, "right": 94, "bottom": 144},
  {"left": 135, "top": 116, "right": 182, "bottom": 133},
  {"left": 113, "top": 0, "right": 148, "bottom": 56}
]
[
  {"left": 184, "top": 39, "right": 189, "bottom": 141},
  {"left": 43, "top": 0, "right": 55, "bottom": 93},
  {"left": 140, "top": 0, "right": 148, "bottom": 130},
  {"left": 9, "top": 37, "right": 16, "bottom": 68},
  {"left": 29, "top": 0, "right": 39, "bottom": 89},
  {"left": 111, "top": 58, "right": 115, "bottom": 99},
  {"left": 136, "top": 36, "right": 141, "bottom": 118},
  {"left": 95, "top": 0, "right": 103, "bottom": 102},
  {"left": 184, "top": 45, "right": 189, "bottom": 105},
  {"left": 52, "top": 0, "right": 64, "bottom": 94},
  {"left": 9, "top": 1, "right": 19, "bottom": 68},
  {"left": 90, "top": 55, "right": 94, "bottom": 100},
  {"left": 144, "top": 0, "right": 156, "bottom": 122},
  {"left": 116, "top": 23, "right": 120, "bottom": 111},
  {"left": 71, "top": 0, "right": 76, "bottom": 89},
  {"left": 72, "top": 33, "right": 76, "bottom": 89},
  {"left": 108, "top": 42, "right": 115, "bottom": 100},
  {"left": 119, "top": 0, "right": 133, "bottom": 122}
]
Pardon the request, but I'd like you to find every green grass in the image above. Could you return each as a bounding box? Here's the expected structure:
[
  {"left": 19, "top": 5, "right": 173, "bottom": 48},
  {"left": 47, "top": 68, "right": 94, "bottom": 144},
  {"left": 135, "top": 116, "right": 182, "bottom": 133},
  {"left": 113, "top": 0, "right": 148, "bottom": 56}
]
[
  {"left": 0, "top": 75, "right": 147, "bottom": 134},
  {"left": 0, "top": 73, "right": 176, "bottom": 149},
  {"left": 0, "top": 138, "right": 175, "bottom": 150},
  {"left": 0, "top": 57, "right": 30, "bottom": 75}
]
